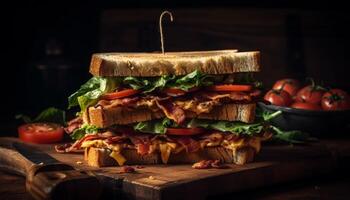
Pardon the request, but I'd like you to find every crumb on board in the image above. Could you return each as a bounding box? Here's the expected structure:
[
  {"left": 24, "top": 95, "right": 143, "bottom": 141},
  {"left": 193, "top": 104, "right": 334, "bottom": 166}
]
[
  {"left": 76, "top": 161, "right": 83, "bottom": 165},
  {"left": 121, "top": 166, "right": 136, "bottom": 173}
]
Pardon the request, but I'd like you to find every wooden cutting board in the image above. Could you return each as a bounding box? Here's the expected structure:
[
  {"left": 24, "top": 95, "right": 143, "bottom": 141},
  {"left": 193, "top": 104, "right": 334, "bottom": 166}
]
[{"left": 0, "top": 137, "right": 335, "bottom": 200}]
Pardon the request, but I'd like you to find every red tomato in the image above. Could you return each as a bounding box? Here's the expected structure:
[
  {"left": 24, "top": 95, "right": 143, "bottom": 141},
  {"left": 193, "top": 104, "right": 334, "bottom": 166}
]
[
  {"left": 162, "top": 87, "right": 199, "bottom": 97},
  {"left": 166, "top": 128, "right": 205, "bottom": 136},
  {"left": 163, "top": 88, "right": 186, "bottom": 96},
  {"left": 321, "top": 89, "right": 350, "bottom": 111},
  {"left": 18, "top": 123, "right": 64, "bottom": 144},
  {"left": 296, "top": 85, "right": 325, "bottom": 104},
  {"left": 101, "top": 89, "right": 139, "bottom": 100},
  {"left": 264, "top": 89, "right": 292, "bottom": 106},
  {"left": 272, "top": 79, "right": 300, "bottom": 96},
  {"left": 207, "top": 84, "right": 252, "bottom": 92},
  {"left": 291, "top": 102, "right": 321, "bottom": 111}
]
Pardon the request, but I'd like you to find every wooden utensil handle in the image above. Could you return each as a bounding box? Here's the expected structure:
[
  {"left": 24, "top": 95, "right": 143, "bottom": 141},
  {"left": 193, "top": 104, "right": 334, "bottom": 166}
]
[
  {"left": 0, "top": 146, "right": 101, "bottom": 200},
  {"left": 26, "top": 163, "right": 101, "bottom": 200},
  {"left": 0, "top": 146, "right": 33, "bottom": 175}
]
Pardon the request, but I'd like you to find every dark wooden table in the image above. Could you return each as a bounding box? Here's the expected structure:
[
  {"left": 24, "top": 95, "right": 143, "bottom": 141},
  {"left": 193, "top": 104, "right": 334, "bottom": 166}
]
[{"left": 1, "top": 139, "right": 350, "bottom": 200}]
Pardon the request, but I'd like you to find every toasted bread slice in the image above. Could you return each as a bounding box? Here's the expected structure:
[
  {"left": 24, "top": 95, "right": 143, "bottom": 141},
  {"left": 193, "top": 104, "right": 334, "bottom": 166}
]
[
  {"left": 86, "top": 103, "right": 256, "bottom": 128},
  {"left": 90, "top": 50, "right": 260, "bottom": 77},
  {"left": 84, "top": 146, "right": 255, "bottom": 167}
]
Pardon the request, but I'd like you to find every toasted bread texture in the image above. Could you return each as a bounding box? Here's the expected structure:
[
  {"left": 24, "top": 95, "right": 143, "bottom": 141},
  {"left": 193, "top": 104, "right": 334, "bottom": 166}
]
[
  {"left": 84, "top": 146, "right": 255, "bottom": 167},
  {"left": 86, "top": 103, "right": 256, "bottom": 128},
  {"left": 89, "top": 50, "right": 260, "bottom": 77}
]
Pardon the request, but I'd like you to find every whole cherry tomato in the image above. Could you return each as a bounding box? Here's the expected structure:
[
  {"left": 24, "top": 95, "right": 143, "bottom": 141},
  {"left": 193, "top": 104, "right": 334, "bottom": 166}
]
[
  {"left": 273, "top": 79, "right": 300, "bottom": 96},
  {"left": 296, "top": 85, "right": 325, "bottom": 104},
  {"left": 321, "top": 89, "right": 350, "bottom": 111},
  {"left": 264, "top": 89, "right": 292, "bottom": 106},
  {"left": 291, "top": 102, "right": 322, "bottom": 111}
]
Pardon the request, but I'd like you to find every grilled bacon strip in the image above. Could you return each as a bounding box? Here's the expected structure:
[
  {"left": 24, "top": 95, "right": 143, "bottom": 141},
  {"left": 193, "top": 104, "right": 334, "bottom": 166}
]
[
  {"left": 64, "top": 117, "right": 83, "bottom": 134},
  {"left": 94, "top": 90, "right": 261, "bottom": 122},
  {"left": 155, "top": 99, "right": 186, "bottom": 124}
]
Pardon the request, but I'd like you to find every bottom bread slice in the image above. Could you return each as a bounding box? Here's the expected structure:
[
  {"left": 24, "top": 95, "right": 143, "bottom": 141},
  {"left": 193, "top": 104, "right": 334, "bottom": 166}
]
[{"left": 84, "top": 146, "right": 255, "bottom": 167}]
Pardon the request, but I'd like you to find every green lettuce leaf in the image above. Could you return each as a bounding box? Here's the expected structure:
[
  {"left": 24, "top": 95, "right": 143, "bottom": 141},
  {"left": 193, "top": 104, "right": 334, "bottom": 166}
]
[
  {"left": 16, "top": 107, "right": 66, "bottom": 125},
  {"left": 67, "top": 70, "right": 257, "bottom": 111},
  {"left": 143, "top": 76, "right": 174, "bottom": 93},
  {"left": 122, "top": 70, "right": 213, "bottom": 93},
  {"left": 123, "top": 76, "right": 174, "bottom": 93},
  {"left": 132, "top": 110, "right": 282, "bottom": 136},
  {"left": 187, "top": 119, "right": 263, "bottom": 136},
  {"left": 271, "top": 126, "right": 309, "bottom": 144},
  {"left": 68, "top": 77, "right": 102, "bottom": 109},
  {"left": 70, "top": 124, "right": 100, "bottom": 140},
  {"left": 123, "top": 76, "right": 150, "bottom": 90},
  {"left": 133, "top": 118, "right": 172, "bottom": 134},
  {"left": 68, "top": 77, "right": 119, "bottom": 110},
  {"left": 168, "top": 70, "right": 214, "bottom": 91}
]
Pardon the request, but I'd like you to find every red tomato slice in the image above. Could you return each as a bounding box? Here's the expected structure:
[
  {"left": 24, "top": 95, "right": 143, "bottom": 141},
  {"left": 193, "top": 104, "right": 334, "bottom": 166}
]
[
  {"left": 163, "top": 87, "right": 199, "bottom": 97},
  {"left": 102, "top": 89, "right": 139, "bottom": 100},
  {"left": 166, "top": 128, "right": 205, "bottom": 136},
  {"left": 207, "top": 84, "right": 252, "bottom": 92},
  {"left": 163, "top": 88, "right": 186, "bottom": 96},
  {"left": 18, "top": 123, "right": 64, "bottom": 144}
]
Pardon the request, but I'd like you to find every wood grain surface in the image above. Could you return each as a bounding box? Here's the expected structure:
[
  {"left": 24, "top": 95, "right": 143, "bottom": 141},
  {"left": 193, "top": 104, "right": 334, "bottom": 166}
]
[{"left": 0, "top": 137, "right": 337, "bottom": 200}]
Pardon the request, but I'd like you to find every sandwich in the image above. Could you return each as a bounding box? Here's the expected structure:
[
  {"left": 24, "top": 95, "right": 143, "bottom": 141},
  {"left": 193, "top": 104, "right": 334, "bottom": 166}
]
[{"left": 60, "top": 49, "right": 271, "bottom": 167}]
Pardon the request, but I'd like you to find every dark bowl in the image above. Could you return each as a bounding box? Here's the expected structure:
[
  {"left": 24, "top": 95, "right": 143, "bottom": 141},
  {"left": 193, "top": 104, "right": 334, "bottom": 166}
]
[{"left": 258, "top": 102, "right": 350, "bottom": 137}]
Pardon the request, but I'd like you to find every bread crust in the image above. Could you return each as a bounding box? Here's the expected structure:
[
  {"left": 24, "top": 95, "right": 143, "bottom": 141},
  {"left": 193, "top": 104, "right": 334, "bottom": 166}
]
[
  {"left": 84, "top": 146, "right": 255, "bottom": 167},
  {"left": 89, "top": 50, "right": 260, "bottom": 77},
  {"left": 86, "top": 103, "right": 256, "bottom": 128}
]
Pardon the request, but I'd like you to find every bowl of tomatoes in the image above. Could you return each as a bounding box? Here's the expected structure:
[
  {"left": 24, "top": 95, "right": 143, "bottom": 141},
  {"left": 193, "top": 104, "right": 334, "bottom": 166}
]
[{"left": 260, "top": 79, "right": 350, "bottom": 136}]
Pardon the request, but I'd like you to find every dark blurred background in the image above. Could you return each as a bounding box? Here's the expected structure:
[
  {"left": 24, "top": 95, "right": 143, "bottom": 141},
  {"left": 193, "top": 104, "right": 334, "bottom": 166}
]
[{"left": 1, "top": 1, "right": 349, "bottom": 135}]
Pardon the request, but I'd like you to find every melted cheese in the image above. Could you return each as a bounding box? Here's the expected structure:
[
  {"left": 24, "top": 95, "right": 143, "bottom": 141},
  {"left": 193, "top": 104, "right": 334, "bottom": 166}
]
[
  {"left": 81, "top": 135, "right": 262, "bottom": 166},
  {"left": 81, "top": 140, "right": 106, "bottom": 148},
  {"left": 175, "top": 100, "right": 219, "bottom": 114},
  {"left": 222, "top": 137, "right": 261, "bottom": 155},
  {"left": 159, "top": 142, "right": 177, "bottom": 164},
  {"left": 109, "top": 151, "right": 126, "bottom": 166}
]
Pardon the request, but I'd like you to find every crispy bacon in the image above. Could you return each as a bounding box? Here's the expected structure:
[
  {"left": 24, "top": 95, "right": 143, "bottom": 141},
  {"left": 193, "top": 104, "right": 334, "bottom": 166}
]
[
  {"left": 174, "top": 137, "right": 200, "bottom": 153},
  {"left": 93, "top": 89, "right": 261, "bottom": 125},
  {"left": 121, "top": 166, "right": 136, "bottom": 173},
  {"left": 155, "top": 100, "right": 185, "bottom": 124},
  {"left": 201, "top": 92, "right": 252, "bottom": 102},
  {"left": 192, "top": 160, "right": 227, "bottom": 169},
  {"left": 192, "top": 160, "right": 212, "bottom": 169},
  {"left": 225, "top": 134, "right": 241, "bottom": 141},
  {"left": 64, "top": 117, "right": 83, "bottom": 134},
  {"left": 106, "top": 135, "right": 128, "bottom": 144},
  {"left": 199, "top": 132, "right": 224, "bottom": 144},
  {"left": 127, "top": 133, "right": 152, "bottom": 155},
  {"left": 98, "top": 96, "right": 140, "bottom": 108},
  {"left": 137, "top": 144, "right": 150, "bottom": 155},
  {"left": 56, "top": 134, "right": 105, "bottom": 153},
  {"left": 55, "top": 143, "right": 72, "bottom": 153},
  {"left": 74, "top": 135, "right": 103, "bottom": 149}
]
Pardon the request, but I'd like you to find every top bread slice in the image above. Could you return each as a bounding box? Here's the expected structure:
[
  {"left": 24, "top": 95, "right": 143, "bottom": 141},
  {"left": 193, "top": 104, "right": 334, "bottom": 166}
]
[{"left": 90, "top": 50, "right": 260, "bottom": 77}]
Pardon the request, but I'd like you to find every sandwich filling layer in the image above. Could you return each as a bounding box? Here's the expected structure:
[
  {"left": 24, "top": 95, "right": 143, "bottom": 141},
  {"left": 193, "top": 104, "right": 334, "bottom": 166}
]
[
  {"left": 68, "top": 71, "right": 262, "bottom": 127},
  {"left": 64, "top": 70, "right": 265, "bottom": 166}
]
